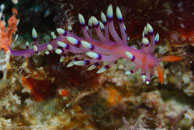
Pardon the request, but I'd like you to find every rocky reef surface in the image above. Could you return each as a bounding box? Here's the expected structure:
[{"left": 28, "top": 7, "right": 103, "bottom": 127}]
[{"left": 0, "top": 0, "right": 193, "bottom": 130}]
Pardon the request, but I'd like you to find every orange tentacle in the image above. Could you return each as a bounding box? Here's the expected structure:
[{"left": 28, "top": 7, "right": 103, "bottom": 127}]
[
  {"left": 159, "top": 56, "right": 183, "bottom": 62},
  {"left": 157, "top": 65, "right": 164, "bottom": 84}
]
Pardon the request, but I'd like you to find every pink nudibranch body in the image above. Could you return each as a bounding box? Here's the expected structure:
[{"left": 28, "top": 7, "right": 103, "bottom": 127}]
[{"left": 10, "top": 5, "right": 183, "bottom": 84}]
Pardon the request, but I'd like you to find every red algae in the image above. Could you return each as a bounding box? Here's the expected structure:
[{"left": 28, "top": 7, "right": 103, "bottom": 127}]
[
  {"left": 0, "top": 8, "right": 18, "bottom": 52},
  {"left": 121, "top": 0, "right": 194, "bottom": 44},
  {"left": 58, "top": 88, "right": 69, "bottom": 97},
  {"left": 22, "top": 76, "right": 56, "bottom": 101},
  {"left": 52, "top": 0, "right": 193, "bottom": 43},
  {"left": 42, "top": 54, "right": 100, "bottom": 89}
]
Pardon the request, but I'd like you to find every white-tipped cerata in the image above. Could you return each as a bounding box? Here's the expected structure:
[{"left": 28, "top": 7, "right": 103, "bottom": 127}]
[
  {"left": 123, "top": 24, "right": 126, "bottom": 30},
  {"left": 97, "top": 67, "right": 107, "bottom": 73},
  {"left": 33, "top": 45, "right": 38, "bottom": 52},
  {"left": 101, "top": 12, "right": 107, "bottom": 23},
  {"left": 99, "top": 21, "right": 104, "bottom": 30},
  {"left": 141, "top": 74, "right": 146, "bottom": 82},
  {"left": 87, "top": 64, "right": 97, "bottom": 71},
  {"left": 146, "top": 80, "right": 150, "bottom": 85},
  {"left": 143, "top": 26, "right": 148, "bottom": 36},
  {"left": 154, "top": 33, "right": 159, "bottom": 43},
  {"left": 91, "top": 16, "right": 99, "bottom": 26},
  {"left": 47, "top": 44, "right": 53, "bottom": 51},
  {"left": 25, "top": 41, "right": 30, "bottom": 47},
  {"left": 45, "top": 50, "right": 50, "bottom": 55},
  {"left": 57, "top": 41, "right": 68, "bottom": 48},
  {"left": 55, "top": 48, "right": 63, "bottom": 55},
  {"left": 88, "top": 17, "right": 93, "bottom": 27},
  {"left": 60, "top": 56, "right": 65, "bottom": 63},
  {"left": 147, "top": 23, "right": 153, "bottom": 33},
  {"left": 67, "top": 25, "right": 72, "bottom": 31},
  {"left": 78, "top": 13, "right": 85, "bottom": 25},
  {"left": 66, "top": 60, "right": 75, "bottom": 67},
  {"left": 32, "top": 28, "right": 37, "bottom": 39},
  {"left": 81, "top": 40, "right": 94, "bottom": 50},
  {"left": 66, "top": 36, "right": 79, "bottom": 46},
  {"left": 56, "top": 28, "right": 66, "bottom": 35},
  {"left": 51, "top": 32, "right": 57, "bottom": 39},
  {"left": 107, "top": 5, "right": 113, "bottom": 19},
  {"left": 74, "top": 61, "right": 86, "bottom": 66},
  {"left": 116, "top": 6, "right": 123, "bottom": 21},
  {"left": 142, "top": 37, "right": 149, "bottom": 46},
  {"left": 125, "top": 51, "right": 135, "bottom": 61},
  {"left": 86, "top": 52, "right": 101, "bottom": 59}
]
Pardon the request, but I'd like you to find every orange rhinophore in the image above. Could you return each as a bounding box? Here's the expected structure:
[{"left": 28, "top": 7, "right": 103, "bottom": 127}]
[
  {"left": 0, "top": 8, "right": 18, "bottom": 52},
  {"left": 157, "top": 56, "right": 183, "bottom": 84},
  {"left": 159, "top": 56, "right": 183, "bottom": 62}
]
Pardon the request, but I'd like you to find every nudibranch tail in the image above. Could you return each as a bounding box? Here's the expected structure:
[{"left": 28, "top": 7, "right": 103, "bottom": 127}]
[
  {"left": 9, "top": 4, "right": 183, "bottom": 84},
  {"left": 157, "top": 65, "right": 164, "bottom": 84}
]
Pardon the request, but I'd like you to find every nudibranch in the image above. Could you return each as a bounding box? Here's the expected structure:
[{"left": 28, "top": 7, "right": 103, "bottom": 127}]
[{"left": 10, "top": 5, "right": 183, "bottom": 84}]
